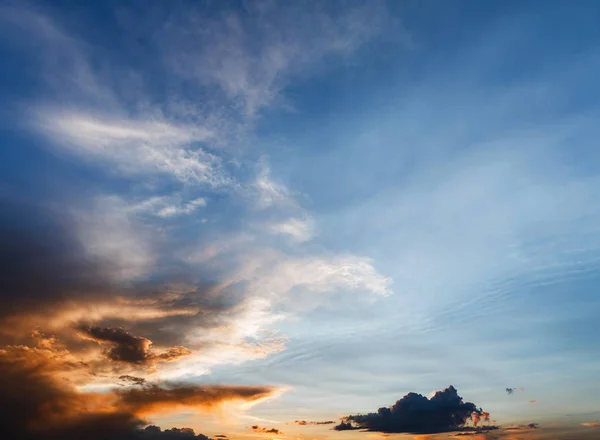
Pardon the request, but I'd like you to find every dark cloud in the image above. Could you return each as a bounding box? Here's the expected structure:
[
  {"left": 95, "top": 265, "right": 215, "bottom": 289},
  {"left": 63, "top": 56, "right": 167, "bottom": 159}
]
[
  {"left": 452, "top": 426, "right": 500, "bottom": 436},
  {"left": 78, "top": 326, "right": 191, "bottom": 365},
  {"left": 505, "top": 423, "right": 539, "bottom": 430},
  {"left": 334, "top": 386, "right": 496, "bottom": 434},
  {"left": 0, "top": 199, "right": 113, "bottom": 323},
  {"left": 136, "top": 425, "right": 211, "bottom": 439},
  {"left": 293, "top": 420, "right": 335, "bottom": 426},
  {"left": 334, "top": 421, "right": 360, "bottom": 431},
  {"left": 251, "top": 425, "right": 284, "bottom": 434},
  {"left": 156, "top": 346, "right": 193, "bottom": 361},
  {"left": 214, "top": 435, "right": 228, "bottom": 438},
  {"left": 0, "top": 352, "right": 142, "bottom": 440},
  {"left": 80, "top": 326, "right": 153, "bottom": 364},
  {"left": 120, "top": 375, "right": 148, "bottom": 386},
  {"left": 0, "top": 346, "right": 274, "bottom": 439},
  {"left": 505, "top": 388, "right": 515, "bottom": 395}
]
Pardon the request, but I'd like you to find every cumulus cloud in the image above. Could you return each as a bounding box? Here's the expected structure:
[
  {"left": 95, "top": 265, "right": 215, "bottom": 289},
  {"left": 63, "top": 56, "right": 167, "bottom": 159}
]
[
  {"left": 335, "top": 386, "right": 494, "bottom": 434},
  {"left": 137, "top": 425, "right": 211, "bottom": 440},
  {"left": 470, "top": 411, "right": 489, "bottom": 427}
]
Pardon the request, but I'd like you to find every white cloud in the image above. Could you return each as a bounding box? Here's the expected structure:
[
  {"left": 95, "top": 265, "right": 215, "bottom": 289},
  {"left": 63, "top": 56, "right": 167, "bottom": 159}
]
[
  {"left": 73, "top": 196, "right": 156, "bottom": 281},
  {"left": 159, "top": 1, "right": 398, "bottom": 116},
  {"left": 267, "top": 217, "right": 315, "bottom": 242},
  {"left": 254, "top": 163, "right": 295, "bottom": 209},
  {"left": 130, "top": 196, "right": 207, "bottom": 218},
  {"left": 213, "top": 249, "right": 391, "bottom": 300},
  {"left": 252, "top": 254, "right": 392, "bottom": 298},
  {"left": 156, "top": 198, "right": 207, "bottom": 217},
  {"left": 6, "top": 1, "right": 395, "bottom": 385},
  {"left": 35, "top": 110, "right": 230, "bottom": 186}
]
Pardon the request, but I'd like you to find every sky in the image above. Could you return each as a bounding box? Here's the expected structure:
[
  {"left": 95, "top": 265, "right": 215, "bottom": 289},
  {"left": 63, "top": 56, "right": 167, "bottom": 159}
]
[{"left": 0, "top": 0, "right": 600, "bottom": 439}]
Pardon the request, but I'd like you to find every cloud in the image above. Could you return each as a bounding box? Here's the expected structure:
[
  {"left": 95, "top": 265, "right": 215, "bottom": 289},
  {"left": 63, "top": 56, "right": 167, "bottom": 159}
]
[
  {"left": 254, "top": 163, "right": 296, "bottom": 209},
  {"left": 251, "top": 425, "right": 284, "bottom": 435},
  {"left": 158, "top": 0, "right": 399, "bottom": 117},
  {"left": 237, "top": 254, "right": 392, "bottom": 298},
  {"left": 267, "top": 217, "right": 315, "bottom": 242},
  {"left": 0, "top": 2, "right": 396, "bottom": 435},
  {"left": 293, "top": 420, "right": 335, "bottom": 426},
  {"left": 120, "top": 376, "right": 147, "bottom": 386},
  {"left": 335, "top": 386, "right": 495, "bottom": 434},
  {"left": 0, "top": 198, "right": 117, "bottom": 325},
  {"left": 118, "top": 383, "right": 276, "bottom": 416},
  {"left": 334, "top": 422, "right": 360, "bottom": 431},
  {"left": 0, "top": 349, "right": 141, "bottom": 439},
  {"left": 138, "top": 425, "right": 211, "bottom": 440},
  {"left": 0, "top": 344, "right": 275, "bottom": 439},
  {"left": 157, "top": 198, "right": 207, "bottom": 218},
  {"left": 73, "top": 196, "right": 156, "bottom": 281},
  {"left": 34, "top": 110, "right": 228, "bottom": 187},
  {"left": 78, "top": 326, "right": 191, "bottom": 365},
  {"left": 581, "top": 422, "right": 599, "bottom": 428},
  {"left": 504, "top": 423, "right": 539, "bottom": 431},
  {"left": 470, "top": 412, "right": 489, "bottom": 427}
]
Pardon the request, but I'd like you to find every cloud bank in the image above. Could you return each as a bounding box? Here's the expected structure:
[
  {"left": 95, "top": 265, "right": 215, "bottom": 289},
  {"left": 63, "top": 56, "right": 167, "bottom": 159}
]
[{"left": 335, "top": 386, "right": 494, "bottom": 434}]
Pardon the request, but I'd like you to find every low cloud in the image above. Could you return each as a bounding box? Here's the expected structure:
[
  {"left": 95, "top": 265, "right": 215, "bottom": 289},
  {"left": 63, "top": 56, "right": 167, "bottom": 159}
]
[
  {"left": 0, "top": 346, "right": 276, "bottom": 439},
  {"left": 137, "top": 425, "right": 211, "bottom": 439},
  {"left": 78, "top": 326, "right": 191, "bottom": 365},
  {"left": 505, "top": 423, "right": 539, "bottom": 430},
  {"left": 0, "top": 199, "right": 115, "bottom": 325},
  {"left": 251, "top": 425, "right": 284, "bottom": 435},
  {"left": 293, "top": 420, "right": 335, "bottom": 426},
  {"left": 335, "top": 386, "right": 495, "bottom": 434},
  {"left": 120, "top": 384, "right": 275, "bottom": 416},
  {"left": 120, "top": 376, "right": 147, "bottom": 386}
]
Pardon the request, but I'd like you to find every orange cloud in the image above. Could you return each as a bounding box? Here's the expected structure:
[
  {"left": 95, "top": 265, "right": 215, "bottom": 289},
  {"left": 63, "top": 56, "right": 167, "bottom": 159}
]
[
  {"left": 0, "top": 335, "right": 277, "bottom": 439},
  {"left": 119, "top": 383, "right": 276, "bottom": 417},
  {"left": 471, "top": 411, "right": 489, "bottom": 427},
  {"left": 581, "top": 422, "right": 600, "bottom": 428}
]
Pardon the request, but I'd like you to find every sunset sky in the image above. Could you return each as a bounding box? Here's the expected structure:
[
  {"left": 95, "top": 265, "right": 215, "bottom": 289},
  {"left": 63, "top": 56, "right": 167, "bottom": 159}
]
[{"left": 1, "top": 1, "right": 600, "bottom": 439}]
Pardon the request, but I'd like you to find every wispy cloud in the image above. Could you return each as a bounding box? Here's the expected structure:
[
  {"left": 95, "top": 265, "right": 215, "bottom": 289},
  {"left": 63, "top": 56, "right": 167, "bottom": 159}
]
[
  {"left": 35, "top": 110, "right": 227, "bottom": 186},
  {"left": 159, "top": 0, "right": 399, "bottom": 116},
  {"left": 267, "top": 217, "right": 315, "bottom": 242},
  {"left": 0, "top": 1, "right": 400, "bottom": 436}
]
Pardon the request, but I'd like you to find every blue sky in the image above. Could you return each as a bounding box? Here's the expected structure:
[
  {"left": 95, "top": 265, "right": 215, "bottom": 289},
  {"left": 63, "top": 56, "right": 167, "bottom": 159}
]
[{"left": 1, "top": 1, "right": 600, "bottom": 439}]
